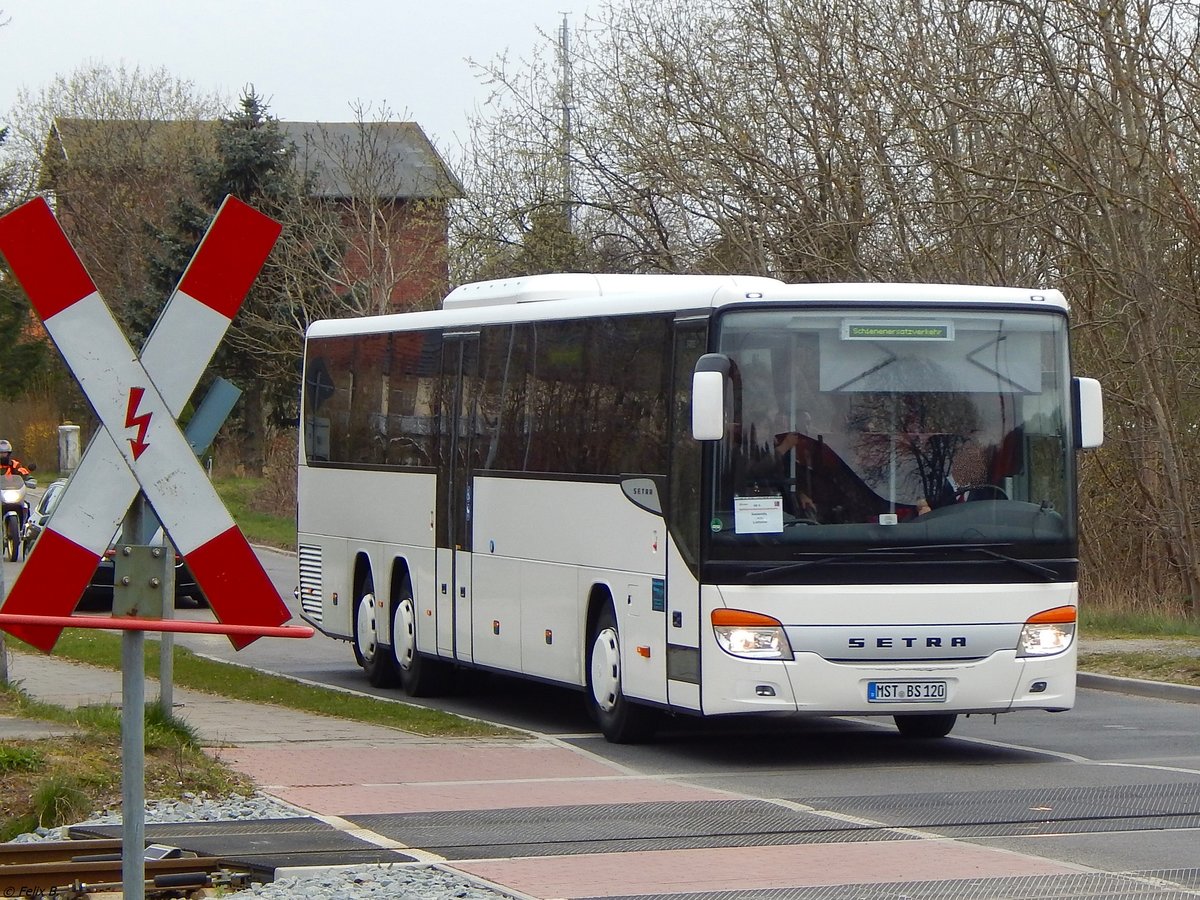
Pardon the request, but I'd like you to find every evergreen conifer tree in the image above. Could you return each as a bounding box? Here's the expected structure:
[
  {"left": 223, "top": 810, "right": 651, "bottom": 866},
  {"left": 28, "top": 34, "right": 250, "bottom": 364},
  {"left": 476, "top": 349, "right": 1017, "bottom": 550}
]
[{"left": 140, "top": 90, "right": 339, "bottom": 474}]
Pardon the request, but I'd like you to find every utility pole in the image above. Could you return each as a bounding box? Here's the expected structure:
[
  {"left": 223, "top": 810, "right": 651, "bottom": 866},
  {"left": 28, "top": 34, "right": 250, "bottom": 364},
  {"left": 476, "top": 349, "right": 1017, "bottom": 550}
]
[
  {"left": 560, "top": 13, "right": 574, "bottom": 234},
  {"left": 1, "top": 562, "right": 7, "bottom": 684}
]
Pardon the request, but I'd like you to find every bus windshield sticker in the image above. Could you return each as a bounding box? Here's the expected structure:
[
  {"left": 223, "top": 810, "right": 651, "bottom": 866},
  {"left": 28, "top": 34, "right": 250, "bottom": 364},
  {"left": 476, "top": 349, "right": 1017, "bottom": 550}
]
[{"left": 734, "top": 495, "right": 784, "bottom": 534}]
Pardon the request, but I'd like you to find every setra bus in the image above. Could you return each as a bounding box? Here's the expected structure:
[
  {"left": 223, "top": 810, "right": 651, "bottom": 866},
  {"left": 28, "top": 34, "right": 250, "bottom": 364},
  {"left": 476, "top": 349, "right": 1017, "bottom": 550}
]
[{"left": 297, "top": 275, "right": 1103, "bottom": 742}]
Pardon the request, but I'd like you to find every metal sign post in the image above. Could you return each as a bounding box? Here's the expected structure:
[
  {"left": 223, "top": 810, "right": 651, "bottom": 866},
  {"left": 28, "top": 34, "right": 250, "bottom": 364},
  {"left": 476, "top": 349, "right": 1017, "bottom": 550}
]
[
  {"left": 0, "top": 560, "right": 6, "bottom": 685},
  {"left": 137, "top": 377, "right": 242, "bottom": 715}
]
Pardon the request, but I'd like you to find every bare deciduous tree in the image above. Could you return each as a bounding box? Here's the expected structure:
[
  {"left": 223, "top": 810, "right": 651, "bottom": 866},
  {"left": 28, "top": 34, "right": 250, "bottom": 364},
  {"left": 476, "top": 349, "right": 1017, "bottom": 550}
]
[
  {"left": 285, "top": 104, "right": 460, "bottom": 317},
  {"left": 4, "top": 62, "right": 225, "bottom": 314},
  {"left": 456, "top": 0, "right": 1200, "bottom": 614}
]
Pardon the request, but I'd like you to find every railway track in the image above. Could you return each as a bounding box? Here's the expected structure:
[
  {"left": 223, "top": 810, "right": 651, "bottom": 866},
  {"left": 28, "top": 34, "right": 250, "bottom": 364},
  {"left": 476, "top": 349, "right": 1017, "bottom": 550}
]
[{"left": 0, "top": 839, "right": 255, "bottom": 897}]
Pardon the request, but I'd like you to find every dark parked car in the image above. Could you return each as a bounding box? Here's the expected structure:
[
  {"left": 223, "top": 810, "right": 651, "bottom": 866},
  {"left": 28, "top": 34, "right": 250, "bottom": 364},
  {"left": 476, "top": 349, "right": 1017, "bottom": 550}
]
[
  {"left": 25, "top": 477, "right": 205, "bottom": 610},
  {"left": 81, "top": 537, "right": 206, "bottom": 610},
  {"left": 22, "top": 477, "right": 66, "bottom": 551}
]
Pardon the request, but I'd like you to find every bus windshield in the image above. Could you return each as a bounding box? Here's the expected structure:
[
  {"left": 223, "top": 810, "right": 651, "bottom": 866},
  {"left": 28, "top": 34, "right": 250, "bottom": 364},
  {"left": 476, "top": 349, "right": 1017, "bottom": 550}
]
[{"left": 706, "top": 306, "right": 1075, "bottom": 557}]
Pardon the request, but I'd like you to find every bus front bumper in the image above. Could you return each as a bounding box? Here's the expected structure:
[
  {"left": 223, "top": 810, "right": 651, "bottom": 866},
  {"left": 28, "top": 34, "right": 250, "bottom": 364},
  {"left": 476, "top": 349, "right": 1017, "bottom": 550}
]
[{"left": 700, "top": 646, "right": 1077, "bottom": 717}]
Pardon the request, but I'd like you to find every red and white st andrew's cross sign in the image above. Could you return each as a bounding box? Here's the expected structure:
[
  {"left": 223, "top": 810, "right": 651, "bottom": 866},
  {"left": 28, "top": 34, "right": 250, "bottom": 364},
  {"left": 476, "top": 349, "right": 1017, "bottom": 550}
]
[{"left": 0, "top": 196, "right": 291, "bottom": 651}]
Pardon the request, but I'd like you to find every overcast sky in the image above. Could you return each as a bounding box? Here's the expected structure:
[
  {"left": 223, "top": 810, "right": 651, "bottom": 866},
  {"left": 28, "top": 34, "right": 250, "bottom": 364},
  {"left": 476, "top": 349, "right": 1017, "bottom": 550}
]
[{"left": 0, "top": 0, "right": 588, "bottom": 154}]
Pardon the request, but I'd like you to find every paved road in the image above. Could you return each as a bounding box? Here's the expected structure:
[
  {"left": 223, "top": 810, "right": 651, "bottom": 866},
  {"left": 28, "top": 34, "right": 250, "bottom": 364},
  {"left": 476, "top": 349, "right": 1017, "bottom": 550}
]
[
  {"left": 159, "top": 549, "right": 1200, "bottom": 881},
  {"left": 5, "top": 545, "right": 1200, "bottom": 896}
]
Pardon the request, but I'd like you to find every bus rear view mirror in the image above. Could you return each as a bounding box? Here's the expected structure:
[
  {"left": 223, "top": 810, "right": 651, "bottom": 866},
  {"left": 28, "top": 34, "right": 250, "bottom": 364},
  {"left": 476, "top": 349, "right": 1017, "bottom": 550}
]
[
  {"left": 1073, "top": 376, "right": 1104, "bottom": 448},
  {"left": 692, "top": 353, "right": 731, "bottom": 441}
]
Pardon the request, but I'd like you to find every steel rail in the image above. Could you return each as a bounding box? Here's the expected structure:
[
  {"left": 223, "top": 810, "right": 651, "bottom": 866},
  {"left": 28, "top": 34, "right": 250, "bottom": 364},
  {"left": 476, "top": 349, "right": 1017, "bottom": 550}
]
[{"left": 0, "top": 854, "right": 232, "bottom": 896}]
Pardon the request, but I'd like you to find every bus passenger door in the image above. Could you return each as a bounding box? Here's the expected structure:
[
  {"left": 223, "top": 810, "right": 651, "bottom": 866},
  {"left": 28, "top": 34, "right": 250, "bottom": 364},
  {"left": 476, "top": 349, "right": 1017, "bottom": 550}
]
[
  {"left": 666, "top": 320, "right": 706, "bottom": 712},
  {"left": 435, "top": 333, "right": 480, "bottom": 662}
]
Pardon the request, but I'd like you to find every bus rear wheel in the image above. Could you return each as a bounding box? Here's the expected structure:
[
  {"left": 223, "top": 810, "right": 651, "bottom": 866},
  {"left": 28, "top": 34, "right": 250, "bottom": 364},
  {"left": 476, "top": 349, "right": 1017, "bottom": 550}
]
[
  {"left": 894, "top": 713, "right": 957, "bottom": 738},
  {"left": 586, "top": 605, "right": 658, "bottom": 744},
  {"left": 391, "top": 589, "right": 450, "bottom": 697},
  {"left": 354, "top": 577, "right": 399, "bottom": 688}
]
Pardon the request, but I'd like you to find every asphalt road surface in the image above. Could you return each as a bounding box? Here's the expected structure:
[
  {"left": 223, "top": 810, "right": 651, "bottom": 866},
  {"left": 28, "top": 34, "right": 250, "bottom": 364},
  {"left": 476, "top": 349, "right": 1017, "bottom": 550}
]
[
  {"left": 158, "top": 548, "right": 1200, "bottom": 877},
  {"left": 5, "top": 545, "right": 1199, "bottom": 884}
]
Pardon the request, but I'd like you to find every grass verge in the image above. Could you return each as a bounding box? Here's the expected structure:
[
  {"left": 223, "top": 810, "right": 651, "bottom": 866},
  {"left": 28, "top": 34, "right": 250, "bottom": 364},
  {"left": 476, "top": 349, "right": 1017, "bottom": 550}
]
[
  {"left": 1079, "top": 609, "right": 1200, "bottom": 640},
  {"left": 1078, "top": 649, "right": 1200, "bottom": 686},
  {"left": 0, "top": 684, "right": 251, "bottom": 842},
  {"left": 15, "top": 630, "right": 516, "bottom": 740},
  {"left": 213, "top": 475, "right": 295, "bottom": 549}
]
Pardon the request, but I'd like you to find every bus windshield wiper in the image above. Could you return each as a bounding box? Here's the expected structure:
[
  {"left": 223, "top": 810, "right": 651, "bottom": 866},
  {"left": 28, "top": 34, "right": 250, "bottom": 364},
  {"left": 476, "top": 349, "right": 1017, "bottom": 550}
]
[
  {"left": 913, "top": 543, "right": 1059, "bottom": 580},
  {"left": 952, "top": 544, "right": 1060, "bottom": 581},
  {"left": 747, "top": 543, "right": 1060, "bottom": 582},
  {"left": 747, "top": 547, "right": 922, "bottom": 580}
]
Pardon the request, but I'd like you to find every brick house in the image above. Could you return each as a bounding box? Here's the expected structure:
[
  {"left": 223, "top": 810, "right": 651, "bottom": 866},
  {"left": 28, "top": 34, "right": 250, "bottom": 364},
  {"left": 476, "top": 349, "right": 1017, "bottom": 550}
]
[
  {"left": 281, "top": 121, "right": 464, "bottom": 312},
  {"left": 41, "top": 117, "right": 463, "bottom": 316}
]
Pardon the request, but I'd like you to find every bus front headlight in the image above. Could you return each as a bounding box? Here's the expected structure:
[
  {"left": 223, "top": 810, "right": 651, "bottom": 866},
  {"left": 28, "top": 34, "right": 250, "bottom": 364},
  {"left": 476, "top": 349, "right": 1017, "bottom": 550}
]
[
  {"left": 1017, "top": 605, "right": 1076, "bottom": 657},
  {"left": 712, "top": 609, "right": 793, "bottom": 660}
]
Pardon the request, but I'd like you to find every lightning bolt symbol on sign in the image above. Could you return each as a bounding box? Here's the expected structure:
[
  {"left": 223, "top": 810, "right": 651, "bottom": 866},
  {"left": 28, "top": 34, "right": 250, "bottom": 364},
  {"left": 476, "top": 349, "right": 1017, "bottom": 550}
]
[{"left": 125, "top": 386, "right": 152, "bottom": 460}]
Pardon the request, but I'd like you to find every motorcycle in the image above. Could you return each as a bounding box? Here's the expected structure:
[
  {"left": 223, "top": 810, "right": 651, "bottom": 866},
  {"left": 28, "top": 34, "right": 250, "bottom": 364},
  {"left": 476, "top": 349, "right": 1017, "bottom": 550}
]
[{"left": 1, "top": 472, "right": 37, "bottom": 561}]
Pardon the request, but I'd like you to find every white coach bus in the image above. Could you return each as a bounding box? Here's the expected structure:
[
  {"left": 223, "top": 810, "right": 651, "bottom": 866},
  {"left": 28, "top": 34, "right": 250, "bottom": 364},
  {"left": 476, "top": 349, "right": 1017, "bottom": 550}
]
[{"left": 297, "top": 275, "right": 1103, "bottom": 742}]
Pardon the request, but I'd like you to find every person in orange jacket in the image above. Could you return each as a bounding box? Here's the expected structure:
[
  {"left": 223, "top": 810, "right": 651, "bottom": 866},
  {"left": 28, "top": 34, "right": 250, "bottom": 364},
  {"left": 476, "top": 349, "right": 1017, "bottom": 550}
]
[{"left": 0, "top": 439, "right": 32, "bottom": 476}]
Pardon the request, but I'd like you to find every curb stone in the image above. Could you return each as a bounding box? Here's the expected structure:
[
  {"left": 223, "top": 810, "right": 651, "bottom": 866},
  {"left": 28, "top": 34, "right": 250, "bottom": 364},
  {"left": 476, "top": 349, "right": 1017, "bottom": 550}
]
[{"left": 1078, "top": 671, "right": 1200, "bottom": 704}]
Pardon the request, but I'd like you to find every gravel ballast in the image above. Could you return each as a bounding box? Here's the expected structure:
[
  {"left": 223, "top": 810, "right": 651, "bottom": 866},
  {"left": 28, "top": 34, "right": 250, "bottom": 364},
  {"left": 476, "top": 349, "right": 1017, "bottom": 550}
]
[{"left": 12, "top": 792, "right": 519, "bottom": 900}]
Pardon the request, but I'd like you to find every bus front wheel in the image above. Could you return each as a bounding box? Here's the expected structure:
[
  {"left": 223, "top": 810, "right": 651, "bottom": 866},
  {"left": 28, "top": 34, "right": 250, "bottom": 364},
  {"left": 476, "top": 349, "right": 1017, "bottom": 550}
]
[
  {"left": 586, "top": 605, "right": 657, "bottom": 743},
  {"left": 894, "top": 713, "right": 957, "bottom": 738},
  {"left": 354, "top": 577, "right": 399, "bottom": 688},
  {"left": 391, "top": 589, "right": 450, "bottom": 697}
]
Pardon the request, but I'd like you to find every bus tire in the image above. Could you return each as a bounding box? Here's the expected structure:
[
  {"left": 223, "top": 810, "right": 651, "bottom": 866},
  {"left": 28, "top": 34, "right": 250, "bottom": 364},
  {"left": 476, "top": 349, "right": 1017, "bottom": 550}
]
[
  {"left": 893, "top": 713, "right": 957, "bottom": 738},
  {"left": 391, "top": 588, "right": 450, "bottom": 697},
  {"left": 586, "top": 604, "right": 658, "bottom": 744},
  {"left": 354, "top": 575, "right": 399, "bottom": 688}
]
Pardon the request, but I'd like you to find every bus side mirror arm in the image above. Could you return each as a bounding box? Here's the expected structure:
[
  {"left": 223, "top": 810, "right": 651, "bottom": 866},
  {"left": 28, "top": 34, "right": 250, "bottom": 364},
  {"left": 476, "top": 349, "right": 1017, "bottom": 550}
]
[
  {"left": 692, "top": 353, "right": 731, "bottom": 441},
  {"left": 1073, "top": 376, "right": 1104, "bottom": 449}
]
